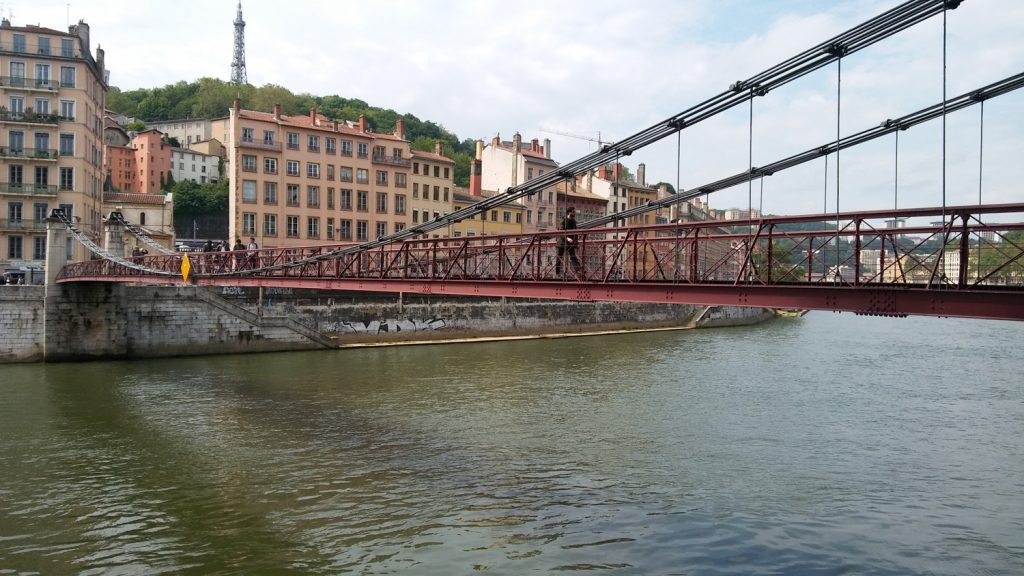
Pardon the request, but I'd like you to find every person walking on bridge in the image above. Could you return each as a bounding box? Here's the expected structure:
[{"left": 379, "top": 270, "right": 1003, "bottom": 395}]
[{"left": 556, "top": 206, "right": 580, "bottom": 279}]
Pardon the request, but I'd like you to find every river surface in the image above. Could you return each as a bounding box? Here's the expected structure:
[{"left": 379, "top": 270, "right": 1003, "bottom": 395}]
[{"left": 1, "top": 312, "right": 1022, "bottom": 575}]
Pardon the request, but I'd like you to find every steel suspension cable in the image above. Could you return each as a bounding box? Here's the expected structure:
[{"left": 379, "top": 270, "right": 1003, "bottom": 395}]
[{"left": 835, "top": 54, "right": 843, "bottom": 281}]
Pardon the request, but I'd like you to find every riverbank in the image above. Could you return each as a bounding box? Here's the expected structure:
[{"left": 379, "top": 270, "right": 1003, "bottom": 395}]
[{"left": 1, "top": 284, "right": 775, "bottom": 363}]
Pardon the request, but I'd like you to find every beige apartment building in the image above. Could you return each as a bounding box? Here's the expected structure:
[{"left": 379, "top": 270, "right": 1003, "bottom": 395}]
[
  {"left": 0, "top": 19, "right": 108, "bottom": 280},
  {"left": 223, "top": 101, "right": 412, "bottom": 248},
  {"left": 479, "top": 133, "right": 558, "bottom": 234},
  {"left": 410, "top": 142, "right": 455, "bottom": 236}
]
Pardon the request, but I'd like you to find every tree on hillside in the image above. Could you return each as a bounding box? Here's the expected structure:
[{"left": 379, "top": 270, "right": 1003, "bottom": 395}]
[
  {"left": 126, "top": 120, "right": 146, "bottom": 132},
  {"left": 654, "top": 182, "right": 676, "bottom": 194}
]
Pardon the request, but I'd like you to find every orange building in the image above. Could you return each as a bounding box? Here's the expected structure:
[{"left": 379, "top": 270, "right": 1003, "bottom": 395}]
[{"left": 223, "top": 100, "right": 412, "bottom": 248}]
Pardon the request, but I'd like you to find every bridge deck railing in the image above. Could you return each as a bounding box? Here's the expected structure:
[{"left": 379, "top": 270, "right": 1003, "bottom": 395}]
[{"left": 56, "top": 203, "right": 1024, "bottom": 290}]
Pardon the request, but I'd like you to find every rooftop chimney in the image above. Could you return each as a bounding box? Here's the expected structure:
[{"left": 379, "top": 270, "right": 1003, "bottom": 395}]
[
  {"left": 435, "top": 139, "right": 443, "bottom": 155},
  {"left": 310, "top": 107, "right": 318, "bottom": 125},
  {"left": 395, "top": 118, "right": 406, "bottom": 140},
  {"left": 531, "top": 138, "right": 539, "bottom": 152},
  {"left": 544, "top": 138, "right": 551, "bottom": 159},
  {"left": 513, "top": 132, "right": 522, "bottom": 151},
  {"left": 358, "top": 114, "right": 366, "bottom": 133},
  {"left": 470, "top": 140, "right": 483, "bottom": 196},
  {"left": 638, "top": 163, "right": 646, "bottom": 187},
  {"left": 613, "top": 162, "right": 622, "bottom": 181},
  {"left": 233, "top": 97, "right": 241, "bottom": 112},
  {"left": 273, "top": 104, "right": 281, "bottom": 121}
]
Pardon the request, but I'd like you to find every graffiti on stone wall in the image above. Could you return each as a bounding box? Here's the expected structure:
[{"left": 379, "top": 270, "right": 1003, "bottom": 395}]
[{"left": 325, "top": 317, "right": 447, "bottom": 334}]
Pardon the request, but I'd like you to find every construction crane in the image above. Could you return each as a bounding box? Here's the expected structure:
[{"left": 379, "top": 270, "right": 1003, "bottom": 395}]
[{"left": 539, "top": 127, "right": 613, "bottom": 148}]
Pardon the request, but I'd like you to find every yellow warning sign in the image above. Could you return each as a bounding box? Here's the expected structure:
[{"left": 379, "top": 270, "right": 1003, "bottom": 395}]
[{"left": 181, "top": 254, "right": 192, "bottom": 283}]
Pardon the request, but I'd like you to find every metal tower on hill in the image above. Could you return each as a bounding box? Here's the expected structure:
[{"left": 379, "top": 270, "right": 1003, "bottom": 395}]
[{"left": 230, "top": 1, "right": 247, "bottom": 84}]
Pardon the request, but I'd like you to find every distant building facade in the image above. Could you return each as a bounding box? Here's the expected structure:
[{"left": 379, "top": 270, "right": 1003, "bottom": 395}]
[
  {"left": 145, "top": 118, "right": 213, "bottom": 148},
  {"left": 225, "top": 100, "right": 412, "bottom": 248},
  {"left": 410, "top": 142, "right": 455, "bottom": 234},
  {"left": 479, "top": 133, "right": 558, "bottom": 233},
  {"left": 170, "top": 147, "right": 220, "bottom": 184},
  {"left": 103, "top": 129, "right": 172, "bottom": 194},
  {"left": 103, "top": 191, "right": 175, "bottom": 253}
]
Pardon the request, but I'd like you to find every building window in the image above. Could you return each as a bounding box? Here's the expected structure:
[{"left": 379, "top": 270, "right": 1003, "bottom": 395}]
[
  {"left": 375, "top": 221, "right": 387, "bottom": 239},
  {"left": 357, "top": 191, "right": 368, "bottom": 211},
  {"left": 308, "top": 135, "right": 320, "bottom": 152},
  {"left": 287, "top": 184, "right": 300, "bottom": 206},
  {"left": 516, "top": 212, "right": 522, "bottom": 224},
  {"left": 444, "top": 167, "right": 450, "bottom": 179},
  {"left": 376, "top": 170, "right": 388, "bottom": 186},
  {"left": 242, "top": 180, "right": 257, "bottom": 203},
  {"left": 241, "top": 127, "right": 254, "bottom": 143},
  {"left": 12, "top": 34, "right": 25, "bottom": 52},
  {"left": 263, "top": 157, "right": 277, "bottom": 174},
  {"left": 307, "top": 186, "right": 320, "bottom": 208},
  {"left": 33, "top": 236, "right": 46, "bottom": 260},
  {"left": 59, "top": 99, "right": 75, "bottom": 121},
  {"left": 241, "top": 155, "right": 257, "bottom": 172},
  {"left": 242, "top": 212, "right": 256, "bottom": 234},
  {"left": 326, "top": 187, "right": 335, "bottom": 209},
  {"left": 413, "top": 162, "right": 419, "bottom": 175},
  {"left": 356, "top": 168, "right": 368, "bottom": 184},
  {"left": 286, "top": 160, "right": 299, "bottom": 176},
  {"left": 61, "top": 38, "right": 73, "bottom": 57},
  {"left": 326, "top": 138, "right": 336, "bottom": 154},
  {"left": 395, "top": 194, "right": 406, "bottom": 215},
  {"left": 307, "top": 163, "right": 320, "bottom": 179},
  {"left": 503, "top": 211, "right": 511, "bottom": 223},
  {"left": 412, "top": 209, "right": 419, "bottom": 223},
  {"left": 340, "top": 219, "right": 352, "bottom": 240},
  {"left": 433, "top": 166, "right": 440, "bottom": 178},
  {"left": 356, "top": 220, "right": 368, "bottom": 241},
  {"left": 37, "top": 37, "right": 51, "bottom": 56},
  {"left": 59, "top": 66, "right": 75, "bottom": 88},
  {"left": 263, "top": 130, "right": 275, "bottom": 145},
  {"left": 394, "top": 222, "right": 405, "bottom": 233},
  {"left": 341, "top": 140, "right": 352, "bottom": 156},
  {"left": 433, "top": 186, "right": 440, "bottom": 202},
  {"left": 327, "top": 217, "right": 335, "bottom": 240},
  {"left": 412, "top": 182, "right": 419, "bottom": 199},
  {"left": 491, "top": 211, "right": 498, "bottom": 222},
  {"left": 264, "top": 182, "right": 278, "bottom": 204},
  {"left": 35, "top": 166, "right": 49, "bottom": 186},
  {"left": 286, "top": 216, "right": 299, "bottom": 237},
  {"left": 263, "top": 214, "right": 277, "bottom": 236},
  {"left": 340, "top": 189, "right": 352, "bottom": 210},
  {"left": 373, "top": 145, "right": 386, "bottom": 158},
  {"left": 376, "top": 192, "right": 387, "bottom": 214},
  {"left": 340, "top": 166, "right": 353, "bottom": 182},
  {"left": 59, "top": 167, "right": 73, "bottom": 191},
  {"left": 357, "top": 142, "right": 368, "bottom": 158},
  {"left": 286, "top": 132, "right": 299, "bottom": 150},
  {"left": 444, "top": 187, "right": 449, "bottom": 202},
  {"left": 307, "top": 217, "right": 320, "bottom": 239},
  {"left": 395, "top": 173, "right": 406, "bottom": 188},
  {"left": 8, "top": 236, "right": 23, "bottom": 259},
  {"left": 326, "top": 165, "right": 335, "bottom": 181},
  {"left": 7, "top": 202, "right": 22, "bottom": 222},
  {"left": 59, "top": 133, "right": 74, "bottom": 156}
]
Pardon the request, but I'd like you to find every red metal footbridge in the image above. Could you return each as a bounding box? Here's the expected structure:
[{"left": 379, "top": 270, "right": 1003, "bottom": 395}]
[{"left": 54, "top": 0, "right": 1024, "bottom": 321}]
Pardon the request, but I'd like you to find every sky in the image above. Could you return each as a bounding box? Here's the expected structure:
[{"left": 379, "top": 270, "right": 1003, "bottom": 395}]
[{"left": 12, "top": 0, "right": 1024, "bottom": 218}]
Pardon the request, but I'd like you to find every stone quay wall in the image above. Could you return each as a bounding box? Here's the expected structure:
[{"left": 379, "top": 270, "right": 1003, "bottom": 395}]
[{"left": 0, "top": 284, "right": 776, "bottom": 363}]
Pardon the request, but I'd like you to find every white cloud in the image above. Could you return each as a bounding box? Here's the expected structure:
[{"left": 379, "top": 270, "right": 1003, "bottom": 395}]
[{"left": 15, "top": 0, "right": 1024, "bottom": 216}]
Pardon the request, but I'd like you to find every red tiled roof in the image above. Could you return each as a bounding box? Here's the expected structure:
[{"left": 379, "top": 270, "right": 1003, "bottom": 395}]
[
  {"left": 104, "top": 192, "right": 169, "bottom": 205},
  {"left": 410, "top": 149, "right": 455, "bottom": 164},
  {"left": 11, "top": 25, "right": 70, "bottom": 36},
  {"left": 237, "top": 109, "right": 406, "bottom": 142}
]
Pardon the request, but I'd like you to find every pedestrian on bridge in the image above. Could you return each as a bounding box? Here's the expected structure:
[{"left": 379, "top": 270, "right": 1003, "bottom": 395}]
[
  {"left": 246, "top": 236, "right": 259, "bottom": 270},
  {"left": 556, "top": 206, "right": 580, "bottom": 279},
  {"left": 233, "top": 238, "right": 245, "bottom": 270}
]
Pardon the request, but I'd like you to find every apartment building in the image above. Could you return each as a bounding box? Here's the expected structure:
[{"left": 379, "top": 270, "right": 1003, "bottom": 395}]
[
  {"left": 451, "top": 188, "right": 526, "bottom": 238},
  {"left": 479, "top": 133, "right": 558, "bottom": 233},
  {"left": 145, "top": 117, "right": 213, "bottom": 148},
  {"left": 410, "top": 142, "right": 455, "bottom": 234},
  {"left": 102, "top": 129, "right": 171, "bottom": 194},
  {"left": 170, "top": 146, "right": 220, "bottom": 184},
  {"left": 582, "top": 163, "right": 659, "bottom": 232},
  {"left": 0, "top": 19, "right": 108, "bottom": 279},
  {"left": 224, "top": 100, "right": 412, "bottom": 248}
]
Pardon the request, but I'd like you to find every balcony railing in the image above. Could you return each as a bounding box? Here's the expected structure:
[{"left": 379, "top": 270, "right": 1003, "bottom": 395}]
[
  {"left": 0, "top": 76, "right": 60, "bottom": 91},
  {"left": 0, "top": 147, "right": 58, "bottom": 160},
  {"left": 0, "top": 183, "right": 59, "bottom": 195},
  {"left": 0, "top": 111, "right": 63, "bottom": 125},
  {"left": 0, "top": 218, "right": 48, "bottom": 231},
  {"left": 372, "top": 154, "right": 411, "bottom": 167},
  {"left": 341, "top": 149, "right": 353, "bottom": 157},
  {"left": 239, "top": 137, "right": 282, "bottom": 152}
]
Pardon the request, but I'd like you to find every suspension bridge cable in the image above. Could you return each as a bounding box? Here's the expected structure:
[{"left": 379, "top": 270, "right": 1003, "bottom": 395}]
[
  {"left": 941, "top": 4, "right": 949, "bottom": 281},
  {"left": 194, "top": 0, "right": 959, "bottom": 277},
  {"left": 577, "top": 72, "right": 1024, "bottom": 231},
  {"left": 835, "top": 53, "right": 843, "bottom": 281}
]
